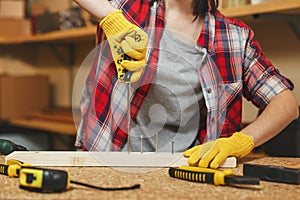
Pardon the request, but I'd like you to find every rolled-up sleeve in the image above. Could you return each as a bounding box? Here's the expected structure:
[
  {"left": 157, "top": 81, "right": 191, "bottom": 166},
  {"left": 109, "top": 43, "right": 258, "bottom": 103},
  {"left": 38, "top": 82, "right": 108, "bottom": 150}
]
[{"left": 242, "top": 29, "right": 294, "bottom": 110}]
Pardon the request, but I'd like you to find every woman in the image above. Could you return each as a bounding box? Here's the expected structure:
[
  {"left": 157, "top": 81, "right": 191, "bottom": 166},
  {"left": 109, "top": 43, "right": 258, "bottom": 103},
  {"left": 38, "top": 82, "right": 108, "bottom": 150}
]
[{"left": 73, "top": 0, "right": 298, "bottom": 168}]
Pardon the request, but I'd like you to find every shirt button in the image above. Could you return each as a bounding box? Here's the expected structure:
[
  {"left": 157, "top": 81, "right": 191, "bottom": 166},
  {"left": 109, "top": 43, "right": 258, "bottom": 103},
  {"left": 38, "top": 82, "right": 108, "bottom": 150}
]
[
  {"left": 207, "top": 88, "right": 212, "bottom": 93},
  {"left": 211, "top": 117, "right": 215, "bottom": 123}
]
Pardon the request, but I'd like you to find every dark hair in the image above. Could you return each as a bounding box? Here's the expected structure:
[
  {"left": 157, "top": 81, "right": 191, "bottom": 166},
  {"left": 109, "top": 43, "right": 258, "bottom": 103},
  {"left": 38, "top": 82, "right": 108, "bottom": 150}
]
[{"left": 150, "top": 0, "right": 218, "bottom": 18}]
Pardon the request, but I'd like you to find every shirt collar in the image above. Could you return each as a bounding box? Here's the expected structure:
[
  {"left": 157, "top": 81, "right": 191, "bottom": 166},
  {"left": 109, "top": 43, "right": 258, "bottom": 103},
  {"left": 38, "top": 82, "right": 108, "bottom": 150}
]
[{"left": 197, "top": 10, "right": 216, "bottom": 54}]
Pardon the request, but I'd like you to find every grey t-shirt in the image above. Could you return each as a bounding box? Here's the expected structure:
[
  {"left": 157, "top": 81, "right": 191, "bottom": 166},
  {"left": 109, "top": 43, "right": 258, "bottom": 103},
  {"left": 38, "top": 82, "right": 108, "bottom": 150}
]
[{"left": 122, "top": 28, "right": 204, "bottom": 152}]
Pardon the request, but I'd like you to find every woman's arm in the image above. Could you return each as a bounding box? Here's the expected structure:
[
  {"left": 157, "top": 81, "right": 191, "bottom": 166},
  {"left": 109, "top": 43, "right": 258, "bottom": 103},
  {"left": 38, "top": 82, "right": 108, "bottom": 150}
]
[
  {"left": 242, "top": 89, "right": 299, "bottom": 147},
  {"left": 184, "top": 89, "right": 298, "bottom": 169},
  {"left": 73, "top": 0, "right": 116, "bottom": 20}
]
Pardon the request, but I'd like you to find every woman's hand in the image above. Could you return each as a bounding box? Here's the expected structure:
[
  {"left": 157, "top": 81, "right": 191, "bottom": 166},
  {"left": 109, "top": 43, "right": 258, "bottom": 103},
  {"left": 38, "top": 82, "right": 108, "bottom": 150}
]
[
  {"left": 183, "top": 132, "right": 254, "bottom": 169},
  {"left": 100, "top": 10, "right": 148, "bottom": 82}
]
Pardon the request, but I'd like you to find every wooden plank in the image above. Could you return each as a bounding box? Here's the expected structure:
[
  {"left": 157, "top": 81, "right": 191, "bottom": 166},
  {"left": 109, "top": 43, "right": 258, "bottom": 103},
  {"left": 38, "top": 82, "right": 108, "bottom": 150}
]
[
  {"left": 8, "top": 109, "right": 77, "bottom": 135},
  {"left": 0, "top": 26, "right": 96, "bottom": 44},
  {"left": 5, "top": 151, "right": 237, "bottom": 168},
  {"left": 27, "top": 111, "right": 74, "bottom": 124},
  {"left": 220, "top": 0, "right": 300, "bottom": 17},
  {"left": 283, "top": 161, "right": 300, "bottom": 169}
]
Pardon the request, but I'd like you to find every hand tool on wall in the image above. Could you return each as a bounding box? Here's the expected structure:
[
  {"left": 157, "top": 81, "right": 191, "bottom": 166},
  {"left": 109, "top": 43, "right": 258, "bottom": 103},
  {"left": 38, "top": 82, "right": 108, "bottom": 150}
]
[
  {"left": 0, "top": 139, "right": 27, "bottom": 155},
  {"left": 0, "top": 160, "right": 140, "bottom": 193},
  {"left": 169, "top": 166, "right": 260, "bottom": 187},
  {"left": 243, "top": 163, "right": 300, "bottom": 185}
]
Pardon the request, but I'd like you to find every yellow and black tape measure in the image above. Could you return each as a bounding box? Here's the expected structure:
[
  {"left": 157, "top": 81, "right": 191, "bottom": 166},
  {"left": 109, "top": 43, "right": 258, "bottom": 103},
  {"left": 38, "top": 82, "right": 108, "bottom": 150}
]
[
  {"left": 19, "top": 167, "right": 70, "bottom": 192},
  {"left": 18, "top": 166, "right": 140, "bottom": 193}
]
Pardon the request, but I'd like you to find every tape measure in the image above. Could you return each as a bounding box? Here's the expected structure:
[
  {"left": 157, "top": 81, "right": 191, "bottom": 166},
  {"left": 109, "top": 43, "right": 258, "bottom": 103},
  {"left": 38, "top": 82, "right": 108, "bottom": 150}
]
[
  {"left": 18, "top": 166, "right": 140, "bottom": 193},
  {"left": 19, "top": 167, "right": 70, "bottom": 192},
  {"left": 1, "top": 160, "right": 140, "bottom": 193}
]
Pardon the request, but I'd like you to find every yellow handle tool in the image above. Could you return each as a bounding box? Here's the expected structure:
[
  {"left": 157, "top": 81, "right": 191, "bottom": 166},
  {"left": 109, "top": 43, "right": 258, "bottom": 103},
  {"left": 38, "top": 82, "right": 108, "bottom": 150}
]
[
  {"left": 169, "top": 166, "right": 259, "bottom": 186},
  {"left": 0, "top": 159, "right": 31, "bottom": 177}
]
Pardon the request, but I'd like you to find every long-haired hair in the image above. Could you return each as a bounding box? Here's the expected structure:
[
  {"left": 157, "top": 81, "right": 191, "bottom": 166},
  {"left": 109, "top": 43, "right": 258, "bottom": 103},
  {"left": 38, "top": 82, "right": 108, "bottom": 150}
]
[{"left": 150, "top": 0, "right": 219, "bottom": 17}]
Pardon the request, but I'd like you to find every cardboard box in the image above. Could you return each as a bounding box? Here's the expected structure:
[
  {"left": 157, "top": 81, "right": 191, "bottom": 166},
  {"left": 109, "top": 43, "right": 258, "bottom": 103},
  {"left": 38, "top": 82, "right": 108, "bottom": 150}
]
[
  {"left": 0, "top": 19, "right": 31, "bottom": 37},
  {"left": 0, "top": 0, "right": 25, "bottom": 19},
  {"left": 31, "top": 7, "right": 86, "bottom": 34},
  {"left": 0, "top": 75, "right": 50, "bottom": 120}
]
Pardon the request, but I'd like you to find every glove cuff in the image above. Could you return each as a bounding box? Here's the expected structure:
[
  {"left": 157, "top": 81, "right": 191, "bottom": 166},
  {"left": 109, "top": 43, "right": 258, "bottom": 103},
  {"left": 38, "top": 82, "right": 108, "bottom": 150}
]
[
  {"left": 232, "top": 132, "right": 254, "bottom": 157},
  {"left": 100, "top": 10, "right": 132, "bottom": 39}
]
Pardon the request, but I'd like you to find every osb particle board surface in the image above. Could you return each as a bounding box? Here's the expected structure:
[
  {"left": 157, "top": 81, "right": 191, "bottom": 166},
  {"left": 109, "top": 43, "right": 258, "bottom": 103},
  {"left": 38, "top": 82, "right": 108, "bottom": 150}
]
[{"left": 0, "top": 155, "right": 299, "bottom": 200}]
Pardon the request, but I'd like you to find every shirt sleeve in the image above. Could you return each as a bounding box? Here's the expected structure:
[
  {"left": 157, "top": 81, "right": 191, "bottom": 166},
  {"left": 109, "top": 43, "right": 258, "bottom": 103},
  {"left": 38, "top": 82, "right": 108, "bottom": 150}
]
[{"left": 242, "top": 28, "right": 294, "bottom": 110}]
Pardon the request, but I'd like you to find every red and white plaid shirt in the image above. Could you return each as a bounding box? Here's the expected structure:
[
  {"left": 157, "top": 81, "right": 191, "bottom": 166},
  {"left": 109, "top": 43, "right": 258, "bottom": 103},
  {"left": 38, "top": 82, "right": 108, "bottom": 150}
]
[{"left": 75, "top": 0, "right": 293, "bottom": 151}]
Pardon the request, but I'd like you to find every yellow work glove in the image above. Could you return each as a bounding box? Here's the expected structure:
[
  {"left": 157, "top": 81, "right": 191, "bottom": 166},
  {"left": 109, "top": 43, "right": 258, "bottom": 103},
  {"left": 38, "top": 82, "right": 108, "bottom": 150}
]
[
  {"left": 183, "top": 132, "right": 254, "bottom": 169},
  {"left": 100, "top": 10, "right": 148, "bottom": 83}
]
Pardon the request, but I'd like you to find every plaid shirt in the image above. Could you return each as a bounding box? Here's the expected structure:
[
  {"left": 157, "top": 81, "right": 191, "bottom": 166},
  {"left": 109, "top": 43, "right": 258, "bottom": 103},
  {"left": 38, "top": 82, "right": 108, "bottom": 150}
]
[{"left": 75, "top": 0, "right": 293, "bottom": 151}]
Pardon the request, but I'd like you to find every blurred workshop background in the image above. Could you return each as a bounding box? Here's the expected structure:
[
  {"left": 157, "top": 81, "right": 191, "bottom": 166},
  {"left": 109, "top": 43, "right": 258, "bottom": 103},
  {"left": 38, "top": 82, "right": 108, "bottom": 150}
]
[{"left": 0, "top": 0, "right": 299, "bottom": 155}]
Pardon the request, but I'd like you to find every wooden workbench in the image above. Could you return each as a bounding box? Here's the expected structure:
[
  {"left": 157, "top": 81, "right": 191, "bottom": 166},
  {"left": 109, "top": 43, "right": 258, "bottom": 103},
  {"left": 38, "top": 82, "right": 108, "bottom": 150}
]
[{"left": 0, "top": 155, "right": 299, "bottom": 200}]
